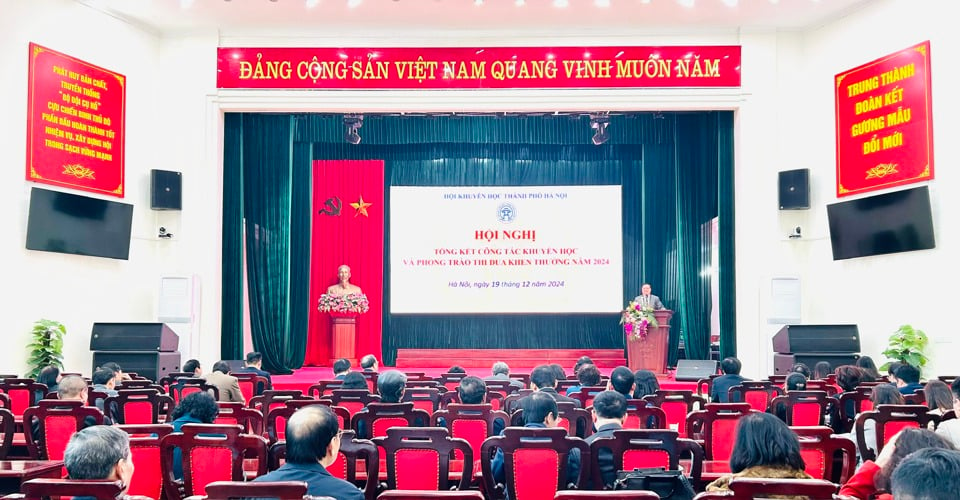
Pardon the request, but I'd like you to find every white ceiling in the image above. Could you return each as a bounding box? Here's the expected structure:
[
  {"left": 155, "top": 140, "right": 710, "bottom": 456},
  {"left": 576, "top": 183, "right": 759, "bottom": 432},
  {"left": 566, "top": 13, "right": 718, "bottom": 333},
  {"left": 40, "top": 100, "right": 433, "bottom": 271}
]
[{"left": 76, "top": 0, "right": 875, "bottom": 37}]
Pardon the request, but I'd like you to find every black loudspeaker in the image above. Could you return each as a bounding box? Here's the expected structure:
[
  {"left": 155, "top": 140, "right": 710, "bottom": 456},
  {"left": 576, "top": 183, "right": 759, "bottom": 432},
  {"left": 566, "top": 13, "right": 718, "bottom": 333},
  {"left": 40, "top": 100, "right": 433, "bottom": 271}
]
[
  {"left": 92, "top": 351, "right": 181, "bottom": 382},
  {"left": 772, "top": 324, "right": 860, "bottom": 354},
  {"left": 90, "top": 323, "right": 179, "bottom": 352},
  {"left": 774, "top": 353, "right": 860, "bottom": 375},
  {"left": 674, "top": 359, "right": 719, "bottom": 381},
  {"left": 151, "top": 169, "right": 182, "bottom": 210},
  {"left": 778, "top": 169, "right": 810, "bottom": 210}
]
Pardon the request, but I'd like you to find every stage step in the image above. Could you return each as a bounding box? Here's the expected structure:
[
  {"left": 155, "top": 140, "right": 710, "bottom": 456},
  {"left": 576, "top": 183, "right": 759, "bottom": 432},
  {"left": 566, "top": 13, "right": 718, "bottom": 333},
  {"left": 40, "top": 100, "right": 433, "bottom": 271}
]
[{"left": 394, "top": 348, "right": 626, "bottom": 370}]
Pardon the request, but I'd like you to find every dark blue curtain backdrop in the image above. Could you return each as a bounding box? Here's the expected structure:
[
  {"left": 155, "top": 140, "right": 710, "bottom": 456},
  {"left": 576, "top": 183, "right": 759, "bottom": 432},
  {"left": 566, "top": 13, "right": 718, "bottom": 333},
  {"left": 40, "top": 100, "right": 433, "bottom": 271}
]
[{"left": 222, "top": 112, "right": 735, "bottom": 368}]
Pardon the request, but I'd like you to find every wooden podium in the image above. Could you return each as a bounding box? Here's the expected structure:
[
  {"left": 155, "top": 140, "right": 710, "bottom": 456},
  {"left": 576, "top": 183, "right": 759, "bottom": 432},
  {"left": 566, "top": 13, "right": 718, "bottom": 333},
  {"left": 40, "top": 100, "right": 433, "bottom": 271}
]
[
  {"left": 330, "top": 312, "right": 359, "bottom": 366},
  {"left": 626, "top": 309, "right": 673, "bottom": 374}
]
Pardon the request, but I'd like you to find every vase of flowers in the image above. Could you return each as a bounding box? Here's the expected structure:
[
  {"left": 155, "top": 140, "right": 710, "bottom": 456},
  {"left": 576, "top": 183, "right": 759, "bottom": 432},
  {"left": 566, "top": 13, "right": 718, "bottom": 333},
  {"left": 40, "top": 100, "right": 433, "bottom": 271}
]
[
  {"left": 318, "top": 292, "right": 370, "bottom": 316},
  {"left": 621, "top": 299, "right": 659, "bottom": 341}
]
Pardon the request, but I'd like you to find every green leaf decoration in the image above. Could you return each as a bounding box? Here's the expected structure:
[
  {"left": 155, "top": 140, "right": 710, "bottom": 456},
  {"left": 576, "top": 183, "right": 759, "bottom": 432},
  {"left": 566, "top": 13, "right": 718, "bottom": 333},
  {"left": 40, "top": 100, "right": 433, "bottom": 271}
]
[
  {"left": 26, "top": 319, "right": 66, "bottom": 377},
  {"left": 881, "top": 324, "right": 929, "bottom": 376}
]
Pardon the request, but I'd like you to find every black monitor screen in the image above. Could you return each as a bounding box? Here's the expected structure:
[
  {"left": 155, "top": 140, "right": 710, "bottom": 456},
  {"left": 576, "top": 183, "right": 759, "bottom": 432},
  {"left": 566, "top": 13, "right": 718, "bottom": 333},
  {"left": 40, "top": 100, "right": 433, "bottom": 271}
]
[
  {"left": 827, "top": 185, "right": 935, "bottom": 261},
  {"left": 25, "top": 187, "right": 134, "bottom": 260}
]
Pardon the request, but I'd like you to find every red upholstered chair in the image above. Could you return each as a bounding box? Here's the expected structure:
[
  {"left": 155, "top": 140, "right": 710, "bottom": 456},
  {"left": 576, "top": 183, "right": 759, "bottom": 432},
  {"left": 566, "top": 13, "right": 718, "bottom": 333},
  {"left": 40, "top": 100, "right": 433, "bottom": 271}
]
[
  {"left": 360, "top": 371, "right": 378, "bottom": 394},
  {"left": 556, "top": 380, "right": 579, "bottom": 393},
  {"left": 502, "top": 389, "right": 535, "bottom": 415},
  {"left": 768, "top": 390, "right": 832, "bottom": 426},
  {"left": 696, "top": 375, "right": 720, "bottom": 399},
  {"left": 351, "top": 402, "right": 429, "bottom": 440},
  {"left": 685, "top": 403, "right": 757, "bottom": 485},
  {"left": 805, "top": 380, "right": 839, "bottom": 396},
  {"left": 903, "top": 388, "right": 926, "bottom": 406},
  {"left": 484, "top": 380, "right": 521, "bottom": 399},
  {"left": 377, "top": 491, "right": 485, "bottom": 500},
  {"left": 230, "top": 372, "right": 269, "bottom": 403},
  {"left": 306, "top": 380, "right": 343, "bottom": 398},
  {"left": 440, "top": 390, "right": 505, "bottom": 410},
  {"left": 105, "top": 389, "right": 175, "bottom": 424},
  {"left": 791, "top": 425, "right": 857, "bottom": 484},
  {"left": 836, "top": 386, "right": 875, "bottom": 433},
  {"left": 213, "top": 402, "right": 264, "bottom": 435},
  {"left": 432, "top": 403, "right": 509, "bottom": 482},
  {"left": 23, "top": 400, "right": 104, "bottom": 460},
  {"left": 372, "top": 427, "right": 473, "bottom": 491},
  {"left": 587, "top": 429, "right": 704, "bottom": 490},
  {"left": 0, "top": 378, "right": 46, "bottom": 419},
  {"left": 480, "top": 426, "right": 590, "bottom": 500},
  {"left": 248, "top": 390, "right": 310, "bottom": 416},
  {"left": 509, "top": 402, "right": 592, "bottom": 438},
  {"left": 160, "top": 423, "right": 268, "bottom": 500},
  {"left": 405, "top": 379, "right": 443, "bottom": 390},
  {"left": 401, "top": 387, "right": 442, "bottom": 416},
  {"left": 159, "top": 372, "right": 195, "bottom": 391},
  {"left": 510, "top": 373, "right": 531, "bottom": 389},
  {"left": 264, "top": 405, "right": 347, "bottom": 444},
  {"left": 554, "top": 491, "right": 659, "bottom": 499},
  {"left": 622, "top": 402, "right": 667, "bottom": 430},
  {"left": 690, "top": 477, "right": 839, "bottom": 499},
  {"left": 19, "top": 479, "right": 127, "bottom": 500},
  {"left": 201, "top": 480, "right": 316, "bottom": 500},
  {"left": 328, "top": 389, "right": 381, "bottom": 425},
  {"left": 569, "top": 386, "right": 607, "bottom": 410},
  {"left": 116, "top": 423, "right": 174, "bottom": 500},
  {"left": 438, "top": 373, "right": 469, "bottom": 392},
  {"left": 727, "top": 381, "right": 784, "bottom": 412},
  {"left": 641, "top": 390, "right": 707, "bottom": 437},
  {"left": 0, "top": 408, "right": 15, "bottom": 459},
  {"left": 854, "top": 404, "right": 939, "bottom": 461},
  {"left": 170, "top": 378, "right": 219, "bottom": 403}
]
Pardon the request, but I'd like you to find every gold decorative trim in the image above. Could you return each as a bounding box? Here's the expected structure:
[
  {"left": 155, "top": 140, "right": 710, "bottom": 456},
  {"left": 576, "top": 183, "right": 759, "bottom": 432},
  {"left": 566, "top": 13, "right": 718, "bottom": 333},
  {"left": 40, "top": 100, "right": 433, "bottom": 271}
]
[
  {"left": 838, "top": 184, "right": 849, "bottom": 194},
  {"left": 865, "top": 163, "right": 899, "bottom": 179},
  {"left": 62, "top": 164, "right": 95, "bottom": 179},
  {"left": 920, "top": 165, "right": 931, "bottom": 177}
]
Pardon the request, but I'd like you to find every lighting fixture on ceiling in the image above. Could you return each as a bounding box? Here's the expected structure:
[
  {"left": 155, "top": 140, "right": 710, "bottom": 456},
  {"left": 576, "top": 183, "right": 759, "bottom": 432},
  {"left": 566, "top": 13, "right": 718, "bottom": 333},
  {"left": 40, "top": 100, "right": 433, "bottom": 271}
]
[
  {"left": 305, "top": 0, "right": 320, "bottom": 7},
  {"left": 553, "top": 0, "right": 569, "bottom": 7},
  {"left": 595, "top": 0, "right": 610, "bottom": 6},
  {"left": 589, "top": 114, "right": 610, "bottom": 146},
  {"left": 347, "top": 0, "right": 362, "bottom": 7},
  {"left": 344, "top": 115, "right": 363, "bottom": 145}
]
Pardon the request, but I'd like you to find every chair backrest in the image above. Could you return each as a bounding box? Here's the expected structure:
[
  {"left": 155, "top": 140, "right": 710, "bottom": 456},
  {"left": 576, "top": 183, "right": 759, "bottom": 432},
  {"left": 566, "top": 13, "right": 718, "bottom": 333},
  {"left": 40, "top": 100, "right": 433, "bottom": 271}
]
[
  {"left": 440, "top": 390, "right": 505, "bottom": 411},
  {"left": 269, "top": 430, "right": 379, "bottom": 500},
  {"left": 790, "top": 425, "right": 857, "bottom": 484},
  {"left": 622, "top": 403, "right": 667, "bottom": 430},
  {"left": 351, "top": 402, "right": 430, "bottom": 439},
  {"left": 0, "top": 408, "right": 15, "bottom": 459},
  {"left": 105, "top": 389, "right": 174, "bottom": 424},
  {"left": 20, "top": 478, "right": 125, "bottom": 500},
  {"left": 214, "top": 402, "right": 265, "bottom": 435},
  {"left": 263, "top": 404, "right": 346, "bottom": 444},
  {"left": 373, "top": 426, "right": 473, "bottom": 491},
  {"left": 480, "top": 426, "right": 590, "bottom": 500},
  {"left": 170, "top": 377, "right": 220, "bottom": 403},
  {"left": 377, "top": 491, "right": 486, "bottom": 500},
  {"left": 306, "top": 380, "right": 344, "bottom": 398},
  {"left": 0, "top": 378, "right": 46, "bottom": 417},
  {"left": 804, "top": 380, "right": 839, "bottom": 396},
  {"left": 437, "top": 373, "right": 469, "bottom": 392},
  {"left": 686, "top": 403, "right": 755, "bottom": 461},
  {"left": 903, "top": 388, "right": 926, "bottom": 406},
  {"left": 569, "top": 386, "right": 607, "bottom": 409},
  {"left": 484, "top": 380, "right": 521, "bottom": 399},
  {"left": 836, "top": 386, "right": 875, "bottom": 432},
  {"left": 509, "top": 373, "right": 531, "bottom": 388},
  {"left": 769, "top": 390, "right": 831, "bottom": 426},
  {"left": 692, "top": 477, "right": 839, "bottom": 499},
  {"left": 502, "top": 389, "right": 535, "bottom": 414},
  {"left": 202, "top": 480, "right": 311, "bottom": 500},
  {"left": 588, "top": 429, "right": 704, "bottom": 490},
  {"left": 432, "top": 403, "right": 509, "bottom": 461},
  {"left": 160, "top": 423, "right": 268, "bottom": 497},
  {"left": 854, "top": 404, "right": 939, "bottom": 461},
  {"left": 696, "top": 375, "right": 719, "bottom": 398},
  {"left": 360, "top": 371, "right": 379, "bottom": 393},
  {"left": 509, "top": 402, "right": 592, "bottom": 438},
  {"left": 553, "top": 490, "right": 660, "bottom": 499},
  {"left": 248, "top": 389, "right": 310, "bottom": 415},
  {"left": 116, "top": 423, "right": 174, "bottom": 500},
  {"left": 401, "top": 387, "right": 442, "bottom": 416},
  {"left": 23, "top": 399, "right": 105, "bottom": 460},
  {"left": 328, "top": 389, "right": 381, "bottom": 422},
  {"left": 230, "top": 372, "right": 269, "bottom": 403},
  {"left": 159, "top": 372, "right": 195, "bottom": 390},
  {"left": 641, "top": 390, "right": 706, "bottom": 437},
  {"left": 727, "top": 381, "right": 784, "bottom": 412}
]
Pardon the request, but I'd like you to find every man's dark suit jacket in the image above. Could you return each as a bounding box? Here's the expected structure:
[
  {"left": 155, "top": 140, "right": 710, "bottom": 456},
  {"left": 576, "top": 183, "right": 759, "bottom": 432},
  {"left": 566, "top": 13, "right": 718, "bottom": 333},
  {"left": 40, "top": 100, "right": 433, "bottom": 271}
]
[
  {"left": 508, "top": 387, "right": 582, "bottom": 415},
  {"left": 709, "top": 374, "right": 748, "bottom": 403},
  {"left": 254, "top": 462, "right": 363, "bottom": 500},
  {"left": 584, "top": 422, "right": 623, "bottom": 489},
  {"left": 236, "top": 365, "right": 273, "bottom": 391}
]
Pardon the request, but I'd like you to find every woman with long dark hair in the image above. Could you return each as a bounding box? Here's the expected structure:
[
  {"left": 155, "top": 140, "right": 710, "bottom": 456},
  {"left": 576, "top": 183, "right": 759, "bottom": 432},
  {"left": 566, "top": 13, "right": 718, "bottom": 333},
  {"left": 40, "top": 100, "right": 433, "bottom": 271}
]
[
  {"left": 856, "top": 356, "right": 882, "bottom": 381},
  {"left": 705, "top": 413, "right": 811, "bottom": 493},
  {"left": 632, "top": 369, "right": 660, "bottom": 400},
  {"left": 924, "top": 380, "right": 953, "bottom": 416}
]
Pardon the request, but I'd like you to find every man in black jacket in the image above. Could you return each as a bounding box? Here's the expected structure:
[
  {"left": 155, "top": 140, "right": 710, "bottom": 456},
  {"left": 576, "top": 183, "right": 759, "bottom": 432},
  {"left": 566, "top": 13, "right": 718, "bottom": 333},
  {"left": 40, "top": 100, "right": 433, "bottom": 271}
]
[
  {"left": 585, "top": 390, "right": 628, "bottom": 489},
  {"left": 710, "top": 357, "right": 749, "bottom": 403}
]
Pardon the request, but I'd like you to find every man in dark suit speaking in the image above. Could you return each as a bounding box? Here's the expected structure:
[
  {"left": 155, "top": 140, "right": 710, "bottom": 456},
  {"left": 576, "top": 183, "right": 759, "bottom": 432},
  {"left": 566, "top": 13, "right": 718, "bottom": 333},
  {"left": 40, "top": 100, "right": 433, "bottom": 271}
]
[{"left": 633, "top": 283, "right": 665, "bottom": 310}]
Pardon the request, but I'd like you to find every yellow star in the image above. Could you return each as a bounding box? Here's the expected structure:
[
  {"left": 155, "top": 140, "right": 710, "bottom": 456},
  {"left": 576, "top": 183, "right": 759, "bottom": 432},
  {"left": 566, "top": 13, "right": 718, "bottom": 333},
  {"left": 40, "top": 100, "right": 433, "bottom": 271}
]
[{"left": 350, "top": 196, "right": 373, "bottom": 217}]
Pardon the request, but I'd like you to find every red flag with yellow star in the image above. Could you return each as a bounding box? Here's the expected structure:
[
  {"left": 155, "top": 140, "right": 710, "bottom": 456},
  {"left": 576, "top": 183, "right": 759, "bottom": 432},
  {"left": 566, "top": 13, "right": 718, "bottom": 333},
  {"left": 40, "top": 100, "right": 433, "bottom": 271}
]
[{"left": 306, "top": 160, "right": 384, "bottom": 366}]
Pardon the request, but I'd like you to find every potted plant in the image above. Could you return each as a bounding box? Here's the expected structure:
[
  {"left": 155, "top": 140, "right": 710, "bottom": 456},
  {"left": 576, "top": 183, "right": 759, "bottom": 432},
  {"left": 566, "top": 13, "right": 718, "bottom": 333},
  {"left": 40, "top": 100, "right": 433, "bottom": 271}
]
[
  {"left": 880, "top": 324, "right": 929, "bottom": 375},
  {"left": 27, "top": 319, "right": 66, "bottom": 378}
]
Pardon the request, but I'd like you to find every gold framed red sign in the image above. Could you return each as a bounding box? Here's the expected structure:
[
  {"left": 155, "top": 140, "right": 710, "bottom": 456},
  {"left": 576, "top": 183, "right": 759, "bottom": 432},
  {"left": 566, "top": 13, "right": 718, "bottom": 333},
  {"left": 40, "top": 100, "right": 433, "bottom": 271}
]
[
  {"left": 26, "top": 43, "right": 126, "bottom": 197},
  {"left": 835, "top": 41, "right": 933, "bottom": 197}
]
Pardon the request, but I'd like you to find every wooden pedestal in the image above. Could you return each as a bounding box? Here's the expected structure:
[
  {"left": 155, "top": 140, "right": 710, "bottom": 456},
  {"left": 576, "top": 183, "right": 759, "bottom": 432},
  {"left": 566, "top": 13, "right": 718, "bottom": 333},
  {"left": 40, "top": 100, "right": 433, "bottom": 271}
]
[{"left": 626, "top": 309, "right": 674, "bottom": 375}]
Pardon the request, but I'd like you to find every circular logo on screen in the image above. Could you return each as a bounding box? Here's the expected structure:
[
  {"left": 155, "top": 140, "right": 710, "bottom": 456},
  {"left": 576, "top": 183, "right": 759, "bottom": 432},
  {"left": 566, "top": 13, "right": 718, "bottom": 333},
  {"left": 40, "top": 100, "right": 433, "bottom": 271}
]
[{"left": 497, "top": 203, "right": 516, "bottom": 224}]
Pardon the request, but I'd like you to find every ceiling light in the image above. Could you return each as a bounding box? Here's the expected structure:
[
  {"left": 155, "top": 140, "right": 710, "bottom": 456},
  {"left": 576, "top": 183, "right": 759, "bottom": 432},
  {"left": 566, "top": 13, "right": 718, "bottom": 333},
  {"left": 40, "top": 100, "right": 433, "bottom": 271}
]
[
  {"left": 305, "top": 0, "right": 320, "bottom": 7},
  {"left": 553, "top": 0, "right": 569, "bottom": 7},
  {"left": 515, "top": 0, "right": 525, "bottom": 5},
  {"left": 595, "top": 0, "right": 610, "bottom": 6},
  {"left": 677, "top": 0, "right": 695, "bottom": 7},
  {"left": 474, "top": 0, "right": 483, "bottom": 5},
  {"left": 343, "top": 115, "right": 363, "bottom": 145},
  {"left": 346, "top": 0, "right": 362, "bottom": 7},
  {"left": 720, "top": 0, "right": 738, "bottom": 6}
]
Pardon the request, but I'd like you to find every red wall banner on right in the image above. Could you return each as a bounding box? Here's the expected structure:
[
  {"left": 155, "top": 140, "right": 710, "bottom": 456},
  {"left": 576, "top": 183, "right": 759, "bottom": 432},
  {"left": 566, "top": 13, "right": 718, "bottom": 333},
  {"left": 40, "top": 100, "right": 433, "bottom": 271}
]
[{"left": 835, "top": 41, "right": 933, "bottom": 197}]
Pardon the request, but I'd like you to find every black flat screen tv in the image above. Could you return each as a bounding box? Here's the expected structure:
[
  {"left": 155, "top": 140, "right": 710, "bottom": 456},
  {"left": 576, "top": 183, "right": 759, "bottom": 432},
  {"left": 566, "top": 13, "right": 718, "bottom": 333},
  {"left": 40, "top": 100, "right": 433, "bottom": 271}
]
[
  {"left": 25, "top": 187, "right": 134, "bottom": 260},
  {"left": 827, "top": 185, "right": 935, "bottom": 261}
]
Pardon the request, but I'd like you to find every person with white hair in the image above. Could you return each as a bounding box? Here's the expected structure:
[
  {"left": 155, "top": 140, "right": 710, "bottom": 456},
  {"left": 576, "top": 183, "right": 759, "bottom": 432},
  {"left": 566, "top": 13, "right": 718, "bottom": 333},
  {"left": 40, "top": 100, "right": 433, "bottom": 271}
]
[
  {"left": 483, "top": 361, "right": 523, "bottom": 389},
  {"left": 64, "top": 425, "right": 134, "bottom": 493}
]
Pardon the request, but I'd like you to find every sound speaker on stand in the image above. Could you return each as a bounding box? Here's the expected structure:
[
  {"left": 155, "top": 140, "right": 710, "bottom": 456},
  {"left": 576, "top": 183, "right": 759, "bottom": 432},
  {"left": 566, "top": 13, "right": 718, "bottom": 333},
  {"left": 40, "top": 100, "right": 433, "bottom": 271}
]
[
  {"left": 778, "top": 168, "right": 810, "bottom": 210},
  {"left": 151, "top": 169, "right": 182, "bottom": 210}
]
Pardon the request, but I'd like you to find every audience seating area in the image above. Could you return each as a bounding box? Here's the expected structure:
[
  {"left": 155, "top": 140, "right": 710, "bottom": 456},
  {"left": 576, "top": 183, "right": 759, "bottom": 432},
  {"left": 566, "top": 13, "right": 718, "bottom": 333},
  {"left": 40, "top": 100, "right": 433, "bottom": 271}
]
[{"left": 0, "top": 365, "right": 953, "bottom": 500}]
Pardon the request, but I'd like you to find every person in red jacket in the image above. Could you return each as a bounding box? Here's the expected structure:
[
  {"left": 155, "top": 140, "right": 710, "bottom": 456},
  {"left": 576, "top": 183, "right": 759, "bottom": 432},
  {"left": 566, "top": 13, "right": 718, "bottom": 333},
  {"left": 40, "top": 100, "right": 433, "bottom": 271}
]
[{"left": 837, "top": 428, "right": 955, "bottom": 500}]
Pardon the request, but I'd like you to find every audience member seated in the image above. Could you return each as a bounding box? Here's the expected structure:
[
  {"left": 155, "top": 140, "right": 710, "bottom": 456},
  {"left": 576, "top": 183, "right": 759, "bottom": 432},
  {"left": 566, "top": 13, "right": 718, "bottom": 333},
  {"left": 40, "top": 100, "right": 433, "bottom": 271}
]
[
  {"left": 848, "top": 383, "right": 904, "bottom": 460},
  {"left": 791, "top": 363, "right": 812, "bottom": 379},
  {"left": 705, "top": 412, "right": 811, "bottom": 493},
  {"left": 770, "top": 372, "right": 808, "bottom": 422},
  {"left": 63, "top": 425, "right": 134, "bottom": 495},
  {"left": 895, "top": 364, "right": 924, "bottom": 396},
  {"left": 924, "top": 379, "right": 953, "bottom": 417},
  {"left": 35, "top": 365, "right": 61, "bottom": 399},
  {"left": 91, "top": 368, "right": 120, "bottom": 410},
  {"left": 169, "top": 392, "right": 220, "bottom": 480},
  {"left": 100, "top": 361, "right": 132, "bottom": 382},
  {"left": 856, "top": 356, "right": 882, "bottom": 382},
  {"left": 550, "top": 363, "right": 568, "bottom": 382},
  {"left": 448, "top": 365, "right": 467, "bottom": 374},
  {"left": 630, "top": 369, "right": 658, "bottom": 400},
  {"left": 838, "top": 428, "right": 955, "bottom": 500},
  {"left": 565, "top": 363, "right": 601, "bottom": 396},
  {"left": 359, "top": 354, "right": 378, "bottom": 373},
  {"left": 183, "top": 359, "right": 203, "bottom": 377},
  {"left": 483, "top": 361, "right": 524, "bottom": 390},
  {"left": 340, "top": 371, "right": 368, "bottom": 390},
  {"left": 507, "top": 364, "right": 580, "bottom": 414},
  {"left": 584, "top": 390, "right": 628, "bottom": 489},
  {"left": 254, "top": 405, "right": 363, "bottom": 500},
  {"left": 491, "top": 392, "right": 580, "bottom": 487},
  {"left": 890, "top": 448, "right": 960, "bottom": 500},
  {"left": 606, "top": 366, "right": 635, "bottom": 398},
  {"left": 203, "top": 360, "right": 244, "bottom": 402},
  {"left": 36, "top": 375, "right": 106, "bottom": 430},
  {"left": 710, "top": 357, "right": 748, "bottom": 403},
  {"left": 333, "top": 359, "right": 351, "bottom": 380},
  {"left": 236, "top": 351, "right": 274, "bottom": 391},
  {"left": 836, "top": 365, "right": 868, "bottom": 420},
  {"left": 573, "top": 356, "right": 594, "bottom": 376},
  {"left": 886, "top": 361, "right": 903, "bottom": 386},
  {"left": 813, "top": 361, "right": 833, "bottom": 380},
  {"left": 355, "top": 369, "right": 407, "bottom": 439},
  {"left": 936, "top": 378, "right": 960, "bottom": 448}
]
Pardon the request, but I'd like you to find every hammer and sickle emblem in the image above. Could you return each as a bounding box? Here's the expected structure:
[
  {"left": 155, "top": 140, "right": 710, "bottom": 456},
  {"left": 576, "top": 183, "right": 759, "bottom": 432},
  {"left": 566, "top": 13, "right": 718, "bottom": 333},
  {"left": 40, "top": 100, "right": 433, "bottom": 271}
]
[{"left": 318, "top": 197, "right": 342, "bottom": 216}]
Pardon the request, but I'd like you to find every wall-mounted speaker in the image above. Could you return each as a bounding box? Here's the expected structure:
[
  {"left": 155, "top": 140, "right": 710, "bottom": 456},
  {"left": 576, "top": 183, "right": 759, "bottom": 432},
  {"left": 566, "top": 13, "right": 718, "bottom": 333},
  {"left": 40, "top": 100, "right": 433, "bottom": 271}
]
[
  {"left": 778, "top": 168, "right": 810, "bottom": 210},
  {"left": 151, "top": 169, "right": 182, "bottom": 210}
]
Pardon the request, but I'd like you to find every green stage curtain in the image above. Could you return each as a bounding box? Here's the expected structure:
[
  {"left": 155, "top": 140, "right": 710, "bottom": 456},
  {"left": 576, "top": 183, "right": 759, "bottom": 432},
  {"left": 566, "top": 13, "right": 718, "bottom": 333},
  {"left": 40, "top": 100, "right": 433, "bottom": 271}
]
[
  {"left": 221, "top": 114, "right": 244, "bottom": 361},
  {"left": 717, "top": 112, "right": 737, "bottom": 359}
]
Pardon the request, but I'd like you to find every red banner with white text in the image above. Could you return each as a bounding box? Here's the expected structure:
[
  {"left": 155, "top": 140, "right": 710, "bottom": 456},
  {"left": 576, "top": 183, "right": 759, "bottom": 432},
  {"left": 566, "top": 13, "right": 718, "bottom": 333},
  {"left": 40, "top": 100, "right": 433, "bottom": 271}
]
[
  {"left": 306, "top": 161, "right": 385, "bottom": 366},
  {"left": 835, "top": 41, "right": 934, "bottom": 197},
  {"left": 26, "top": 43, "right": 126, "bottom": 197},
  {"left": 217, "top": 45, "right": 741, "bottom": 89}
]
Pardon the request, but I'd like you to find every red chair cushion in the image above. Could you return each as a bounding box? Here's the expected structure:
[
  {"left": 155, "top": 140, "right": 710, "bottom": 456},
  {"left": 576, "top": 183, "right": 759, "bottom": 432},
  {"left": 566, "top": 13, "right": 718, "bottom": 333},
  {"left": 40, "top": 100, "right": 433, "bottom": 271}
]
[
  {"left": 451, "top": 419, "right": 487, "bottom": 461},
  {"left": 44, "top": 415, "right": 78, "bottom": 460},
  {"left": 128, "top": 445, "right": 162, "bottom": 499},
  {"left": 800, "top": 448, "right": 825, "bottom": 479},
  {"left": 188, "top": 446, "right": 234, "bottom": 495},
  {"left": 512, "top": 448, "right": 559, "bottom": 500},
  {"left": 623, "top": 449, "right": 670, "bottom": 470},
  {"left": 711, "top": 419, "right": 738, "bottom": 461},
  {"left": 661, "top": 402, "right": 687, "bottom": 436},
  {"left": 394, "top": 449, "right": 440, "bottom": 490},
  {"left": 124, "top": 401, "right": 154, "bottom": 425},
  {"left": 792, "top": 403, "right": 822, "bottom": 426}
]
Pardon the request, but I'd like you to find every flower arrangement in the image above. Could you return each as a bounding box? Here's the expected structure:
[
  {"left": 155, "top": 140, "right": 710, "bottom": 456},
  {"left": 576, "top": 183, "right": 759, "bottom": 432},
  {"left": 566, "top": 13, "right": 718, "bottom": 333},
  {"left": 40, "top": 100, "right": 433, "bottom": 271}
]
[
  {"left": 318, "top": 292, "right": 370, "bottom": 314},
  {"left": 621, "top": 300, "right": 659, "bottom": 341}
]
